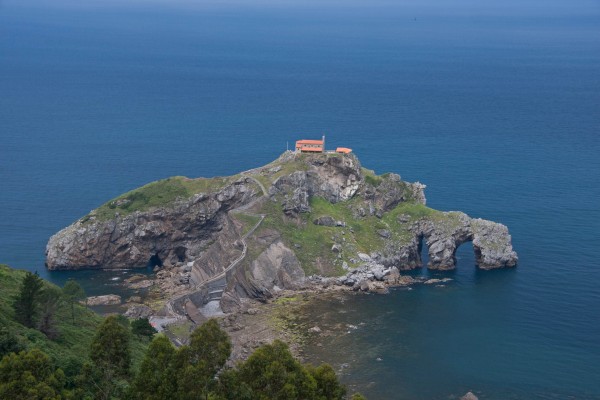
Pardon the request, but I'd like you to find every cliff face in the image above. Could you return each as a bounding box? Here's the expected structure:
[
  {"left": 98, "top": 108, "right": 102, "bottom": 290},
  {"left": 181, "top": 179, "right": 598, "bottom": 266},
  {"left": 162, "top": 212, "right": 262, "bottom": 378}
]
[
  {"left": 46, "top": 152, "right": 517, "bottom": 310},
  {"left": 45, "top": 178, "right": 260, "bottom": 270}
]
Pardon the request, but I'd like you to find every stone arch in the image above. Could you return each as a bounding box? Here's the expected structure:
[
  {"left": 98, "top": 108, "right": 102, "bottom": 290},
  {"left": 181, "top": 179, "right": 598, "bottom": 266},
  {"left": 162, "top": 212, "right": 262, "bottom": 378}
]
[{"left": 417, "top": 213, "right": 517, "bottom": 270}]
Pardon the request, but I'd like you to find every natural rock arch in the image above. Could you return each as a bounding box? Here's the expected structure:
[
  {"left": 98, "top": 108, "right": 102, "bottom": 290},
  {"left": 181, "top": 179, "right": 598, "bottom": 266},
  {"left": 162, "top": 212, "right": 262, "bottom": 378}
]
[{"left": 416, "top": 212, "right": 517, "bottom": 270}]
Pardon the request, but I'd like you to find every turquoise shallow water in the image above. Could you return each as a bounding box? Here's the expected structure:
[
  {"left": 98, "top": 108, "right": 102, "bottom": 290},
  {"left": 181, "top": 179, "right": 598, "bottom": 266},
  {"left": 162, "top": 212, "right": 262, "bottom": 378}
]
[{"left": 1, "top": 0, "right": 599, "bottom": 398}]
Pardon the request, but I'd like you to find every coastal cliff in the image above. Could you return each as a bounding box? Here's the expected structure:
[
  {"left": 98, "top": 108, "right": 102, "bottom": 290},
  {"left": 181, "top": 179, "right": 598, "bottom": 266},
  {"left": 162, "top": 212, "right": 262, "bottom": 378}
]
[{"left": 46, "top": 152, "right": 517, "bottom": 311}]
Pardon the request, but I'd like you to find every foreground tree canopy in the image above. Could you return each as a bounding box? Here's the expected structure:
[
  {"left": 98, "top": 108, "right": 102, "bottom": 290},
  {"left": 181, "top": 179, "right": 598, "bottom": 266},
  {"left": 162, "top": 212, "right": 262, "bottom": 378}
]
[
  {"left": 1, "top": 269, "right": 364, "bottom": 399},
  {"left": 131, "top": 319, "right": 353, "bottom": 400}
]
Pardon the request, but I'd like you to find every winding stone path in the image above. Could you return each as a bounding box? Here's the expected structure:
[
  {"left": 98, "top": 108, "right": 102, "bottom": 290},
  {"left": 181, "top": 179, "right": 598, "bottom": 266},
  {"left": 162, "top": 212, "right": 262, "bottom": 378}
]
[{"left": 160, "top": 176, "right": 267, "bottom": 327}]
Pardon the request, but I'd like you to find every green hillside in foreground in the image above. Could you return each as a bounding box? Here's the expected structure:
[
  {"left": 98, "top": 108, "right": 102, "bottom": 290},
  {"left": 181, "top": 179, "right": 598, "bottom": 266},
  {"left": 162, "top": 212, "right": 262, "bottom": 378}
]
[
  {"left": 1, "top": 264, "right": 363, "bottom": 400},
  {"left": 0, "top": 264, "right": 148, "bottom": 376}
]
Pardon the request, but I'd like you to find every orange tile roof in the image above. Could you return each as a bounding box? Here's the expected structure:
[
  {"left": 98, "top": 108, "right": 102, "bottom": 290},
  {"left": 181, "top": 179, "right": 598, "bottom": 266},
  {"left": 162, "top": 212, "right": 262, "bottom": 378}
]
[
  {"left": 336, "top": 147, "right": 352, "bottom": 153},
  {"left": 296, "top": 139, "right": 324, "bottom": 145}
]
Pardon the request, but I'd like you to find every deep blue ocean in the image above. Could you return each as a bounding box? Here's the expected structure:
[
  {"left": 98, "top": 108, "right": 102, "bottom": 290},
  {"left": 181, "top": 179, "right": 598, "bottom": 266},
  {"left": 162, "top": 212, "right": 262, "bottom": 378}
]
[{"left": 1, "top": 0, "right": 599, "bottom": 398}]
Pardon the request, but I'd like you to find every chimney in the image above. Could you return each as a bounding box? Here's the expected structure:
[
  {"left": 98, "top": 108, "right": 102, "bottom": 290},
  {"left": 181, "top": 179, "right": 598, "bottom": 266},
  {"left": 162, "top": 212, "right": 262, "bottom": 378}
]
[{"left": 322, "top": 135, "right": 326, "bottom": 151}]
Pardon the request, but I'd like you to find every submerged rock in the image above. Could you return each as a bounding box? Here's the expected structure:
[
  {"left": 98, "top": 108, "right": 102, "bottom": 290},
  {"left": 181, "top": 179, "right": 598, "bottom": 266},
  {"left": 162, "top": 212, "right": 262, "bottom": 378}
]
[{"left": 461, "top": 392, "right": 479, "bottom": 400}]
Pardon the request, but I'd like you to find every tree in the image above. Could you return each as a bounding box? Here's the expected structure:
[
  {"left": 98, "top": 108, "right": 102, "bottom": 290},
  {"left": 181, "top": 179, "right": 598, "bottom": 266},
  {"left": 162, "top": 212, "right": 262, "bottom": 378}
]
[
  {"left": 12, "top": 271, "right": 44, "bottom": 328},
  {"left": 0, "top": 348, "right": 66, "bottom": 399},
  {"left": 131, "top": 318, "right": 157, "bottom": 338},
  {"left": 227, "top": 340, "right": 317, "bottom": 400},
  {"left": 177, "top": 318, "right": 231, "bottom": 400},
  {"left": 38, "top": 286, "right": 63, "bottom": 339},
  {"left": 351, "top": 393, "right": 367, "bottom": 400},
  {"left": 62, "top": 279, "right": 85, "bottom": 324},
  {"left": 306, "top": 363, "right": 347, "bottom": 400},
  {"left": 0, "top": 326, "right": 24, "bottom": 359},
  {"left": 89, "top": 315, "right": 131, "bottom": 400},
  {"left": 130, "top": 335, "right": 177, "bottom": 400}
]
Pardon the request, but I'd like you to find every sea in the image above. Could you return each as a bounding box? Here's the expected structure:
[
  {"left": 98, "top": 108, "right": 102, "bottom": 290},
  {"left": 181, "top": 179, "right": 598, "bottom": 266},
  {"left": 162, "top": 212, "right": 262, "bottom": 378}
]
[{"left": 1, "top": 0, "right": 599, "bottom": 398}]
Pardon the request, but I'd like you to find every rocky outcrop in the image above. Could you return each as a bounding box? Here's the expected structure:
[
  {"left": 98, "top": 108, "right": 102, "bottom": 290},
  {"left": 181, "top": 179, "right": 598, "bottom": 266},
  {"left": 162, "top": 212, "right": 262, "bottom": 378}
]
[
  {"left": 46, "top": 178, "right": 259, "bottom": 270},
  {"left": 461, "top": 392, "right": 479, "bottom": 400},
  {"left": 224, "top": 239, "right": 305, "bottom": 309},
  {"left": 471, "top": 218, "right": 518, "bottom": 269},
  {"left": 124, "top": 304, "right": 153, "bottom": 318},
  {"left": 269, "top": 154, "right": 362, "bottom": 216},
  {"left": 85, "top": 294, "right": 121, "bottom": 306},
  {"left": 373, "top": 211, "right": 517, "bottom": 270}
]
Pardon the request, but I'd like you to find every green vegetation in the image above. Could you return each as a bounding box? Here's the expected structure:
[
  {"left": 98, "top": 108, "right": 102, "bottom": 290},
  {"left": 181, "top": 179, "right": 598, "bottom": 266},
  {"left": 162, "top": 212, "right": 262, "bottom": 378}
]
[
  {"left": 62, "top": 279, "right": 85, "bottom": 324},
  {"left": 247, "top": 152, "right": 312, "bottom": 191},
  {"left": 131, "top": 318, "right": 158, "bottom": 338},
  {"left": 164, "top": 321, "right": 194, "bottom": 343},
  {"left": 0, "top": 348, "right": 68, "bottom": 399},
  {"left": 0, "top": 264, "right": 149, "bottom": 390},
  {"left": 361, "top": 168, "right": 382, "bottom": 187},
  {"left": 258, "top": 196, "right": 390, "bottom": 276},
  {"left": 12, "top": 271, "right": 44, "bottom": 328},
  {"left": 218, "top": 339, "right": 345, "bottom": 400},
  {"left": 1, "top": 265, "right": 360, "bottom": 399},
  {"left": 231, "top": 212, "right": 263, "bottom": 237},
  {"left": 85, "top": 176, "right": 233, "bottom": 222}
]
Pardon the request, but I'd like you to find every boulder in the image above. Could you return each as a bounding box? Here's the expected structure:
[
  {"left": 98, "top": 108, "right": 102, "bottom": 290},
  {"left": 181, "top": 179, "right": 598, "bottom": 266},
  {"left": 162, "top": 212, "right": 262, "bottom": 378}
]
[
  {"left": 314, "top": 216, "right": 336, "bottom": 226},
  {"left": 377, "top": 229, "right": 391, "bottom": 238},
  {"left": 85, "top": 294, "right": 121, "bottom": 306}
]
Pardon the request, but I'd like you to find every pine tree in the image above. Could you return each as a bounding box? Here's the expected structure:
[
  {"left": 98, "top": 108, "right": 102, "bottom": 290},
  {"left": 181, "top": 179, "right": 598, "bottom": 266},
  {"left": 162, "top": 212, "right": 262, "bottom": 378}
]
[
  {"left": 62, "top": 279, "right": 85, "bottom": 324},
  {"left": 12, "top": 271, "right": 44, "bottom": 328},
  {"left": 38, "top": 286, "right": 63, "bottom": 339}
]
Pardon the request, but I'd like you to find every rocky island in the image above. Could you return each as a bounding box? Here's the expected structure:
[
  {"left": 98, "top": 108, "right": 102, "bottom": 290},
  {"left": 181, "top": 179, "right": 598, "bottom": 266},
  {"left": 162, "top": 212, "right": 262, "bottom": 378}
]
[{"left": 46, "top": 151, "right": 517, "bottom": 325}]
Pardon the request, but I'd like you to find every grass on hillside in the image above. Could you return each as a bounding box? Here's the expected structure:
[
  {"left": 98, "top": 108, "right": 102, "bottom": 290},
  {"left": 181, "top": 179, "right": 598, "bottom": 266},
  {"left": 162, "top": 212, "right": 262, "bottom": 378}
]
[
  {"left": 84, "top": 175, "right": 233, "bottom": 222},
  {"left": 230, "top": 212, "right": 263, "bottom": 237},
  {"left": 255, "top": 194, "right": 446, "bottom": 277},
  {"left": 0, "top": 264, "right": 149, "bottom": 374},
  {"left": 258, "top": 197, "right": 385, "bottom": 276}
]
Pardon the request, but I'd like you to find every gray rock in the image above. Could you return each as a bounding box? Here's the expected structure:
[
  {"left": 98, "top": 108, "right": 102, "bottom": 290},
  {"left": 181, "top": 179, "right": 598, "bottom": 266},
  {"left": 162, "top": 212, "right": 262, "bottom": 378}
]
[
  {"left": 85, "top": 294, "right": 121, "bottom": 306},
  {"left": 46, "top": 177, "right": 258, "bottom": 270},
  {"left": 314, "top": 216, "right": 336, "bottom": 226},
  {"left": 377, "top": 211, "right": 517, "bottom": 271},
  {"left": 331, "top": 244, "right": 342, "bottom": 253},
  {"left": 460, "top": 392, "right": 478, "bottom": 400},
  {"left": 358, "top": 253, "right": 371, "bottom": 262},
  {"left": 377, "top": 229, "right": 391, "bottom": 238},
  {"left": 124, "top": 304, "right": 153, "bottom": 319},
  {"left": 127, "top": 279, "right": 154, "bottom": 289}
]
